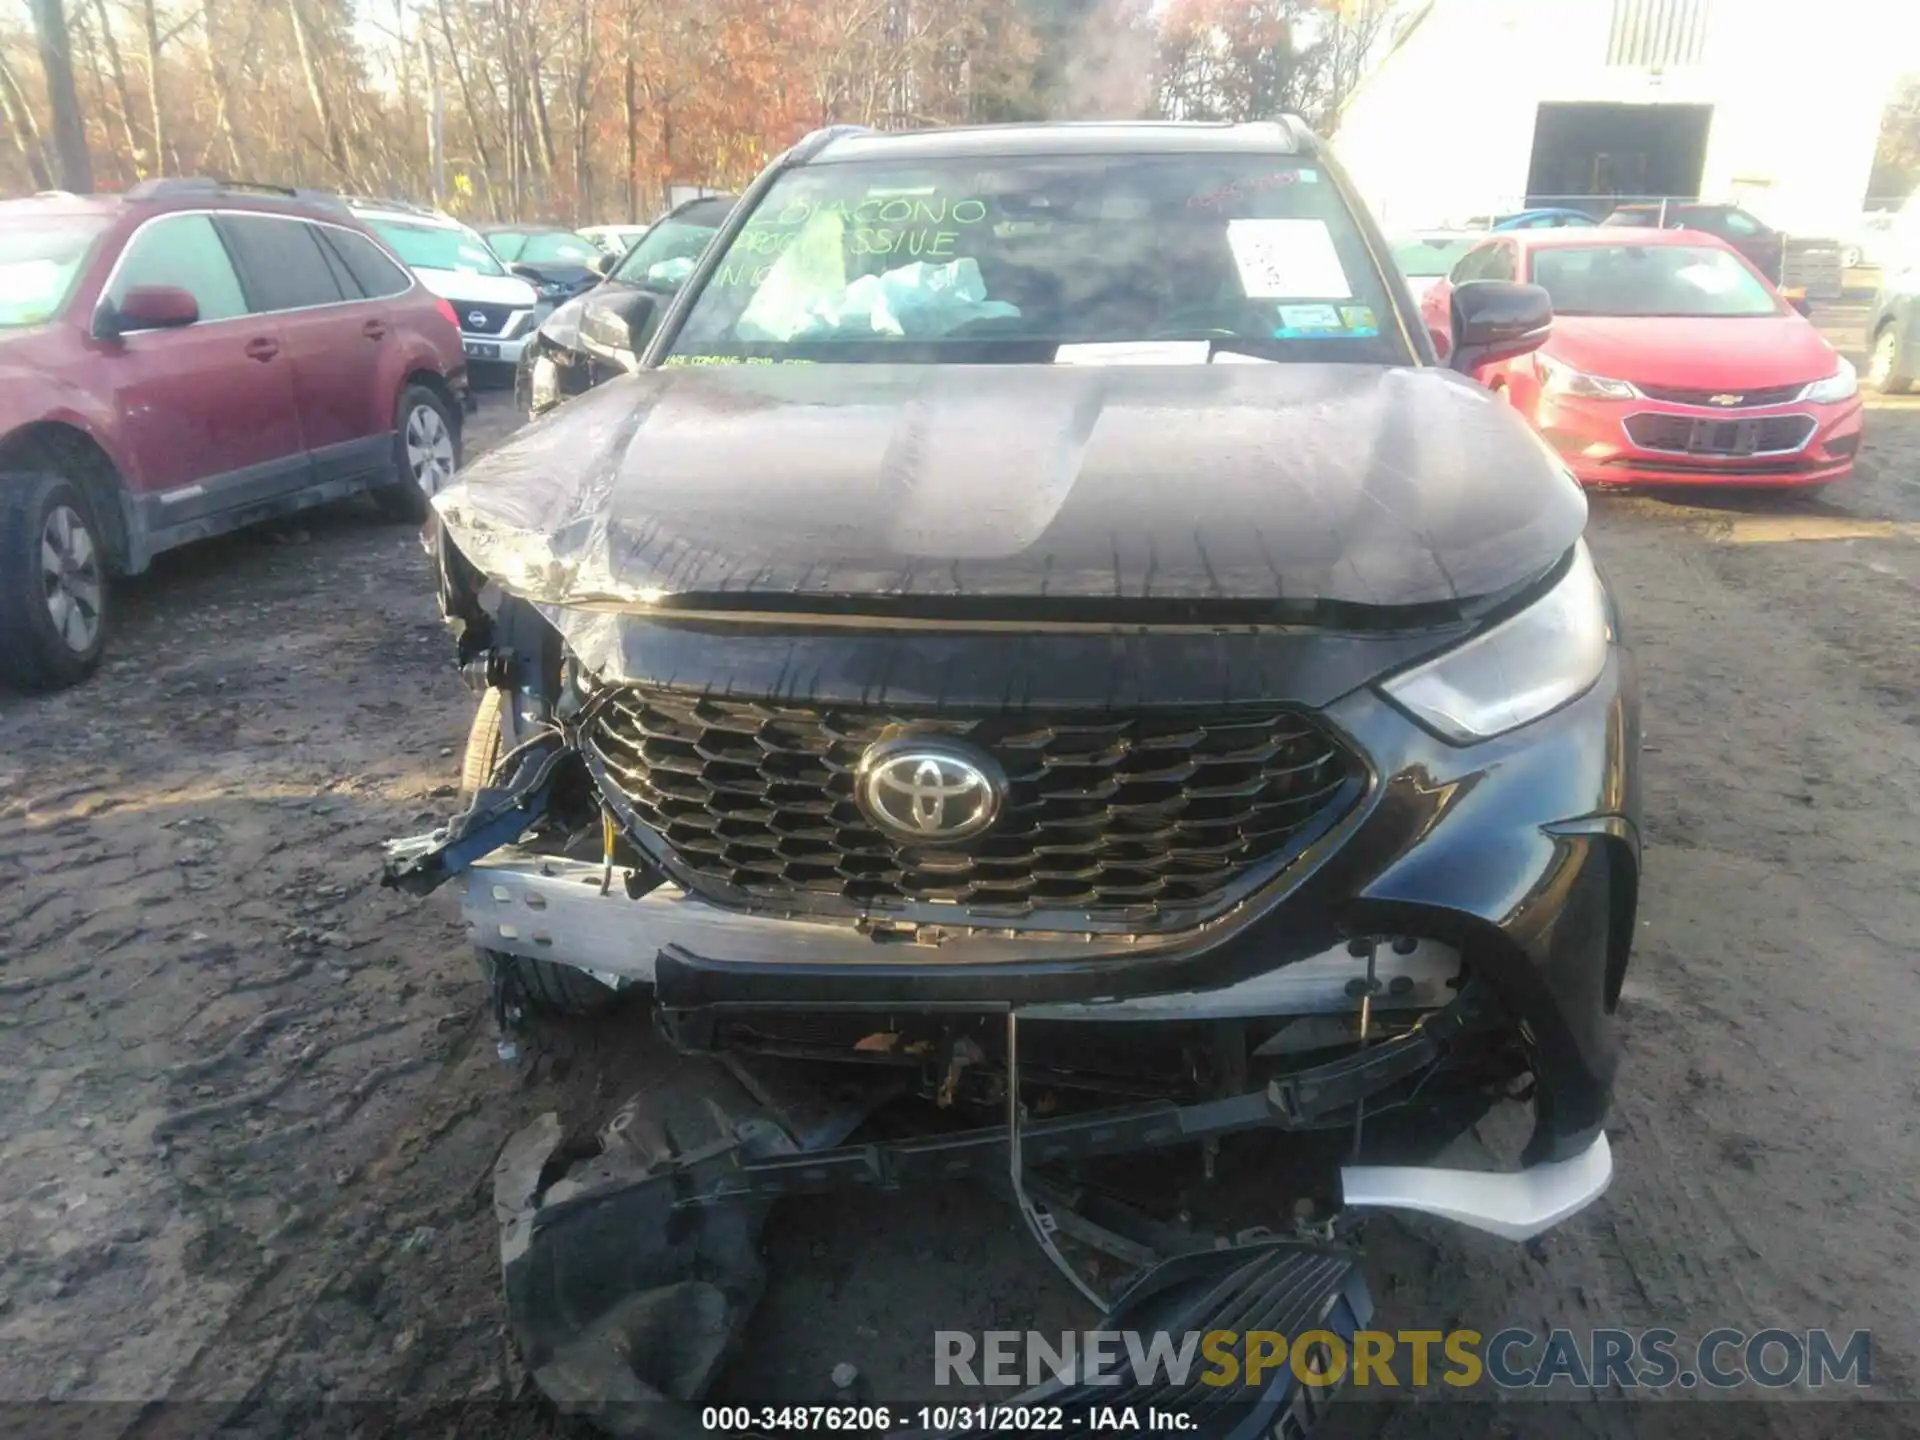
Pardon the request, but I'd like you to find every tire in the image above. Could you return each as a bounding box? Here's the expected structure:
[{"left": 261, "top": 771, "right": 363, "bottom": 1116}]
[
  {"left": 375, "top": 384, "right": 460, "bottom": 521},
  {"left": 1866, "top": 323, "right": 1913, "bottom": 396},
  {"left": 0, "top": 471, "right": 111, "bottom": 693},
  {"left": 459, "top": 685, "right": 508, "bottom": 800},
  {"left": 477, "top": 948, "right": 619, "bottom": 1020}
]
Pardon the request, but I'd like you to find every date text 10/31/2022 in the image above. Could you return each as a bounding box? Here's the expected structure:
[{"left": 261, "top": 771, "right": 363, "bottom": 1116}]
[{"left": 699, "top": 1408, "right": 1198, "bottom": 1433}]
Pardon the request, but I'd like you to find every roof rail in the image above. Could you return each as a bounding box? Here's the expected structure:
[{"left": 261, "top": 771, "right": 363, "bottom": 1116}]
[
  {"left": 124, "top": 176, "right": 349, "bottom": 212},
  {"left": 788, "top": 124, "right": 874, "bottom": 164}
]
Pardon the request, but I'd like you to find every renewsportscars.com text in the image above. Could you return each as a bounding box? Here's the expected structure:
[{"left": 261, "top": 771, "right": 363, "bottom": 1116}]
[{"left": 935, "top": 1327, "right": 1871, "bottom": 1391}]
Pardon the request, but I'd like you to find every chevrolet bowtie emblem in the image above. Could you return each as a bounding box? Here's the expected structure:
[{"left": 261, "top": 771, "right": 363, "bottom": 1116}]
[{"left": 1707, "top": 393, "right": 1743, "bottom": 406}]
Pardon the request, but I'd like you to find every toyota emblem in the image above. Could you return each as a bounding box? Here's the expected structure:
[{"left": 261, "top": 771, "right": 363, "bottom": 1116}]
[
  {"left": 467, "top": 311, "right": 487, "bottom": 328},
  {"left": 856, "top": 738, "right": 1004, "bottom": 844}
]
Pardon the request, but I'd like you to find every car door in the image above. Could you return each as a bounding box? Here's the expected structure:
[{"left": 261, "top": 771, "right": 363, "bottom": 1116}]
[
  {"left": 96, "top": 210, "right": 305, "bottom": 528},
  {"left": 217, "top": 212, "right": 394, "bottom": 486}
]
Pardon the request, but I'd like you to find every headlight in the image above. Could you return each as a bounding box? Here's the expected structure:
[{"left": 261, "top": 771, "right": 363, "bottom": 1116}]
[
  {"left": 1537, "top": 354, "right": 1639, "bottom": 400},
  {"left": 1380, "top": 542, "right": 1610, "bottom": 744},
  {"left": 539, "top": 296, "right": 586, "bottom": 348},
  {"left": 1797, "top": 356, "right": 1857, "bottom": 403}
]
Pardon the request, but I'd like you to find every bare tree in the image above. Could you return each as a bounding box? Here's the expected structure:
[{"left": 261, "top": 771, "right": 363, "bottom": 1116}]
[
  {"left": 83, "top": 0, "right": 146, "bottom": 175},
  {"left": 0, "top": 47, "right": 56, "bottom": 188},
  {"left": 30, "top": 0, "right": 95, "bottom": 190},
  {"left": 287, "top": 0, "right": 351, "bottom": 179}
]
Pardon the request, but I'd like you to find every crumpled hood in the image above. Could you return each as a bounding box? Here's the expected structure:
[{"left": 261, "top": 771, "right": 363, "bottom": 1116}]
[{"left": 433, "top": 361, "right": 1587, "bottom": 614}]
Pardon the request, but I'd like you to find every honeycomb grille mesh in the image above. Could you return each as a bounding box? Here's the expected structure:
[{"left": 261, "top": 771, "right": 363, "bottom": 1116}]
[{"left": 584, "top": 687, "right": 1362, "bottom": 920}]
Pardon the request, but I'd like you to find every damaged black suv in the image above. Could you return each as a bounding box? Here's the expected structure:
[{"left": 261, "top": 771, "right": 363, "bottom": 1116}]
[{"left": 388, "top": 119, "right": 1640, "bottom": 1423}]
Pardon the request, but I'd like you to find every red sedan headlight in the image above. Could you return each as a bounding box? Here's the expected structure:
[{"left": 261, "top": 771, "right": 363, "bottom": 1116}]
[
  {"left": 1537, "top": 354, "right": 1639, "bottom": 400},
  {"left": 1797, "top": 358, "right": 1858, "bottom": 404}
]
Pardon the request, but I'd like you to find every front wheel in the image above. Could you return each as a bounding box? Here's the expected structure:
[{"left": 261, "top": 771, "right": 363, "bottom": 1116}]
[
  {"left": 376, "top": 385, "right": 460, "bottom": 521},
  {"left": 0, "top": 471, "right": 111, "bottom": 693},
  {"left": 1866, "top": 324, "right": 1912, "bottom": 395}
]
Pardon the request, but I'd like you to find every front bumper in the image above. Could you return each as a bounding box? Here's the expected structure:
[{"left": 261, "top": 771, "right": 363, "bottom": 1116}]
[
  {"left": 458, "top": 648, "right": 1641, "bottom": 1166},
  {"left": 1537, "top": 393, "right": 1864, "bottom": 487}
]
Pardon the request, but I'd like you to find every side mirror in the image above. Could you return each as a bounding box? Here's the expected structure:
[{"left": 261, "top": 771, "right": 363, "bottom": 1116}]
[
  {"left": 1787, "top": 296, "right": 1813, "bottom": 317},
  {"left": 1449, "top": 280, "right": 1552, "bottom": 373},
  {"left": 96, "top": 284, "right": 199, "bottom": 339},
  {"left": 580, "top": 291, "right": 658, "bottom": 369},
  {"left": 589, "top": 252, "right": 615, "bottom": 279}
]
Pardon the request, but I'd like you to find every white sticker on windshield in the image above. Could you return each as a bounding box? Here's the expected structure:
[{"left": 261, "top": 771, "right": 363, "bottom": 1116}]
[
  {"left": 1054, "top": 341, "right": 1213, "bottom": 366},
  {"left": 1226, "top": 219, "right": 1352, "bottom": 299}
]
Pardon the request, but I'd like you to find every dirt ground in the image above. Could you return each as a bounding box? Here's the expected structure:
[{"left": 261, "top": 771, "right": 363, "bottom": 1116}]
[{"left": 3, "top": 315, "right": 1919, "bottom": 1439}]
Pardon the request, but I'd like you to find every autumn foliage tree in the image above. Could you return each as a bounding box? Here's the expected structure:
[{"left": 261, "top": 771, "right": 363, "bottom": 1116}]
[{"left": 0, "top": 0, "right": 1383, "bottom": 218}]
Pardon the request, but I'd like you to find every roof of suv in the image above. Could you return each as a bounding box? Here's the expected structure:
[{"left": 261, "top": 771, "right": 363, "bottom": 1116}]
[
  {"left": 349, "top": 199, "right": 465, "bottom": 230},
  {"left": 3, "top": 178, "right": 354, "bottom": 223},
  {"left": 806, "top": 119, "right": 1317, "bottom": 165},
  {"left": 477, "top": 221, "right": 584, "bottom": 235}
]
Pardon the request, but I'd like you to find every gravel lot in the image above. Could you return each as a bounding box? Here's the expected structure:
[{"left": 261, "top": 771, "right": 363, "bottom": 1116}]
[{"left": 3, "top": 316, "right": 1918, "bottom": 1437}]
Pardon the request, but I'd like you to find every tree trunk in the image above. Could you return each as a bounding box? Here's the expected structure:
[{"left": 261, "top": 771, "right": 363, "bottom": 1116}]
[
  {"left": 0, "top": 49, "right": 55, "bottom": 189},
  {"left": 622, "top": 39, "right": 637, "bottom": 221},
  {"left": 138, "top": 0, "right": 167, "bottom": 173},
  {"left": 30, "top": 0, "right": 94, "bottom": 191},
  {"left": 530, "top": 54, "right": 556, "bottom": 180},
  {"left": 569, "top": 0, "right": 593, "bottom": 223},
  {"left": 287, "top": 0, "right": 350, "bottom": 180},
  {"left": 432, "top": 2, "right": 497, "bottom": 202},
  {"left": 199, "top": 0, "right": 258, "bottom": 177},
  {"left": 86, "top": 0, "right": 144, "bottom": 175}
]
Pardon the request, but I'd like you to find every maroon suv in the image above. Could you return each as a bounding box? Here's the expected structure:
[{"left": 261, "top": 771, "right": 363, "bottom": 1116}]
[{"left": 0, "top": 178, "right": 471, "bottom": 692}]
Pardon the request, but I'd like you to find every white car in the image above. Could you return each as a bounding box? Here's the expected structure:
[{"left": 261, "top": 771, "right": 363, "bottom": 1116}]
[
  {"left": 1846, "top": 195, "right": 1920, "bottom": 270},
  {"left": 579, "top": 223, "right": 651, "bottom": 257},
  {"left": 350, "top": 199, "right": 543, "bottom": 369}
]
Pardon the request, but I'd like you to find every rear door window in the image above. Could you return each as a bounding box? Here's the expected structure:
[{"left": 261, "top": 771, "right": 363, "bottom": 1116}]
[
  {"left": 320, "top": 227, "right": 413, "bottom": 298},
  {"left": 107, "top": 212, "right": 248, "bottom": 321},
  {"left": 216, "top": 214, "right": 348, "bottom": 311}
]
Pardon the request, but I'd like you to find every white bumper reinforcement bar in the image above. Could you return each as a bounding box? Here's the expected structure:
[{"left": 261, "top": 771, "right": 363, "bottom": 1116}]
[{"left": 462, "top": 849, "right": 1462, "bottom": 1019}]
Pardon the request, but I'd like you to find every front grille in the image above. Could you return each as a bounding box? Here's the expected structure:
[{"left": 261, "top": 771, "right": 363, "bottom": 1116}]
[
  {"left": 458, "top": 301, "right": 520, "bottom": 336},
  {"left": 584, "top": 689, "right": 1363, "bottom": 922},
  {"left": 1623, "top": 412, "right": 1816, "bottom": 456},
  {"left": 1634, "top": 382, "right": 1806, "bottom": 408}
]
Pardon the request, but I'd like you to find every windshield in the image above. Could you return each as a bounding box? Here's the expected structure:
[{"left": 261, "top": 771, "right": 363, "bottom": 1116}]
[
  {"left": 0, "top": 216, "right": 108, "bottom": 328},
  {"left": 1528, "top": 243, "right": 1781, "bottom": 317},
  {"left": 612, "top": 214, "right": 722, "bottom": 289},
  {"left": 1394, "top": 236, "right": 1477, "bottom": 278},
  {"left": 669, "top": 154, "right": 1405, "bottom": 364},
  {"left": 518, "top": 232, "right": 601, "bottom": 266},
  {"left": 369, "top": 219, "right": 506, "bottom": 277}
]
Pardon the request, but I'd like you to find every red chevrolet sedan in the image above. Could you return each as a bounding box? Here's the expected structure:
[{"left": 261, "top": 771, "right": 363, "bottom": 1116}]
[{"left": 1420, "top": 228, "right": 1862, "bottom": 490}]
